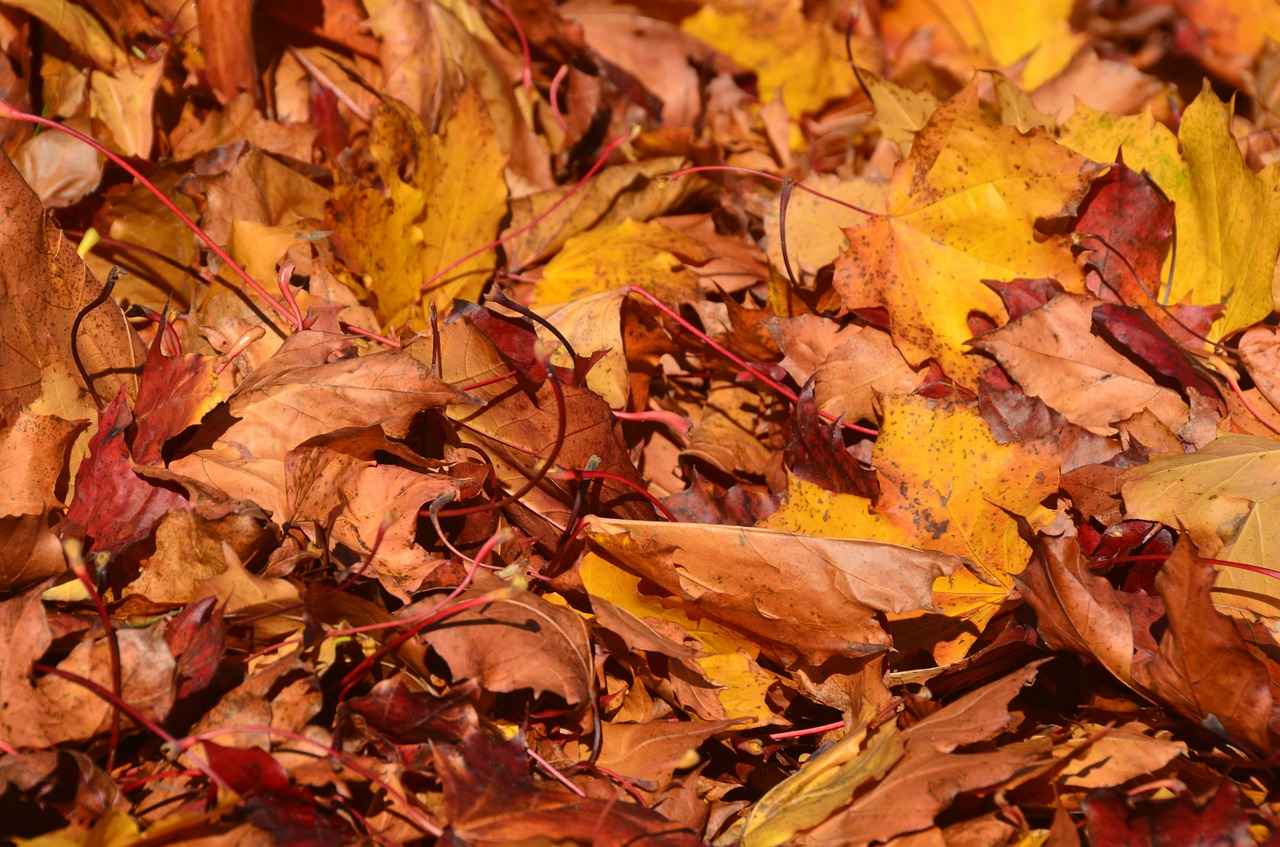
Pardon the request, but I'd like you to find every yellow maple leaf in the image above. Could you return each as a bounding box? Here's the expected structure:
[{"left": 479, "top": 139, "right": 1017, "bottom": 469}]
[
  {"left": 872, "top": 396, "right": 1059, "bottom": 582},
  {"left": 531, "top": 218, "right": 707, "bottom": 309},
  {"left": 881, "top": 0, "right": 1084, "bottom": 90},
  {"left": 328, "top": 87, "right": 508, "bottom": 326},
  {"left": 1058, "top": 83, "right": 1280, "bottom": 343},
  {"left": 834, "top": 81, "right": 1095, "bottom": 387},
  {"left": 764, "top": 395, "right": 1060, "bottom": 662},
  {"left": 681, "top": 0, "right": 858, "bottom": 120},
  {"left": 856, "top": 69, "right": 939, "bottom": 156}
]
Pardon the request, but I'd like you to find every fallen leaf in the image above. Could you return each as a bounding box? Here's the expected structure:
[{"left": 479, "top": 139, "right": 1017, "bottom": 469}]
[
  {"left": 835, "top": 81, "right": 1095, "bottom": 387},
  {"left": 971, "top": 293, "right": 1190, "bottom": 435},
  {"left": 533, "top": 217, "right": 707, "bottom": 308},
  {"left": 420, "top": 572, "right": 594, "bottom": 705},
  {"left": 797, "top": 663, "right": 1049, "bottom": 846},
  {"left": 0, "top": 150, "right": 143, "bottom": 412},
  {"left": 1059, "top": 85, "right": 1280, "bottom": 344},
  {"left": 500, "top": 157, "right": 703, "bottom": 270},
  {"left": 584, "top": 515, "right": 964, "bottom": 666},
  {"left": 329, "top": 88, "right": 509, "bottom": 324},
  {"left": 1122, "top": 434, "right": 1280, "bottom": 617},
  {"left": 682, "top": 0, "right": 858, "bottom": 121},
  {"left": 881, "top": 0, "right": 1085, "bottom": 89},
  {"left": 581, "top": 548, "right": 779, "bottom": 725}
]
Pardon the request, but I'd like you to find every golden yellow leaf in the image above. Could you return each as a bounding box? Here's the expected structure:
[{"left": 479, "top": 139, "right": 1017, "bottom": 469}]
[
  {"left": 881, "top": 0, "right": 1085, "bottom": 89},
  {"left": 834, "top": 82, "right": 1094, "bottom": 387},
  {"left": 873, "top": 395, "right": 1059, "bottom": 586},
  {"left": 857, "top": 69, "right": 939, "bottom": 156},
  {"left": 228, "top": 221, "right": 302, "bottom": 290},
  {"left": 328, "top": 87, "right": 508, "bottom": 325},
  {"left": 761, "top": 475, "right": 906, "bottom": 545},
  {"left": 531, "top": 218, "right": 707, "bottom": 308},
  {"left": 680, "top": 0, "right": 857, "bottom": 120},
  {"left": 501, "top": 157, "right": 701, "bottom": 270}
]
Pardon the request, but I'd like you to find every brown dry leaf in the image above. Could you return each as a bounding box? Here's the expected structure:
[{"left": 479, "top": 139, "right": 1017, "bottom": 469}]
[
  {"left": 0, "top": 587, "right": 58, "bottom": 749},
  {"left": 123, "top": 509, "right": 299, "bottom": 630},
  {"left": 0, "top": 150, "right": 143, "bottom": 412},
  {"left": 189, "top": 145, "right": 329, "bottom": 254},
  {"left": 423, "top": 309, "right": 656, "bottom": 540},
  {"left": 583, "top": 515, "right": 964, "bottom": 666},
  {"left": 36, "top": 624, "right": 176, "bottom": 745},
  {"left": 0, "top": 410, "right": 83, "bottom": 590},
  {"left": 1238, "top": 326, "right": 1280, "bottom": 412},
  {"left": 0, "top": 587, "right": 175, "bottom": 749},
  {"left": 797, "top": 663, "right": 1049, "bottom": 846},
  {"left": 170, "top": 333, "right": 471, "bottom": 519},
  {"left": 437, "top": 720, "right": 705, "bottom": 847},
  {"left": 1055, "top": 723, "right": 1186, "bottom": 791},
  {"left": 971, "top": 293, "right": 1190, "bottom": 434},
  {"left": 286, "top": 426, "right": 478, "bottom": 599},
  {"left": 1016, "top": 536, "right": 1141, "bottom": 684},
  {"left": 592, "top": 719, "right": 737, "bottom": 796},
  {"left": 1020, "top": 536, "right": 1280, "bottom": 756},
  {"left": 570, "top": 4, "right": 718, "bottom": 128},
  {"left": 11, "top": 120, "right": 103, "bottom": 208},
  {"left": 684, "top": 381, "right": 774, "bottom": 477},
  {"left": 88, "top": 60, "right": 164, "bottom": 158},
  {"left": 169, "top": 93, "right": 318, "bottom": 162},
  {"left": 188, "top": 654, "right": 321, "bottom": 751},
  {"left": 1143, "top": 540, "right": 1279, "bottom": 754},
  {"left": 420, "top": 572, "right": 593, "bottom": 705},
  {"left": 770, "top": 318, "right": 917, "bottom": 423}
]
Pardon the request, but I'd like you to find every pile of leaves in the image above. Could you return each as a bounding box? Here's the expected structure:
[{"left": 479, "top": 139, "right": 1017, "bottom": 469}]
[{"left": 3, "top": 0, "right": 1280, "bottom": 843}]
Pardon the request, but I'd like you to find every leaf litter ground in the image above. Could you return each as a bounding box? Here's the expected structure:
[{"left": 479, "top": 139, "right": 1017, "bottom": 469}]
[{"left": 2, "top": 0, "right": 1280, "bottom": 845}]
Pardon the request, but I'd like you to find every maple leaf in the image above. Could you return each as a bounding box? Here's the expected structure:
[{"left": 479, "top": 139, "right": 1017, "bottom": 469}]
[
  {"left": 329, "top": 88, "right": 508, "bottom": 325},
  {"left": 681, "top": 0, "right": 860, "bottom": 122},
  {"left": 835, "top": 80, "right": 1096, "bottom": 387},
  {"left": 881, "top": 0, "right": 1085, "bottom": 89}
]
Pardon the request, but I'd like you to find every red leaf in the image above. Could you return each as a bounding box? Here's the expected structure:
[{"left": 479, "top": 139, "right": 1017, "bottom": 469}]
[{"left": 64, "top": 388, "right": 189, "bottom": 555}]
